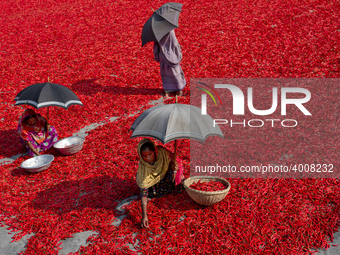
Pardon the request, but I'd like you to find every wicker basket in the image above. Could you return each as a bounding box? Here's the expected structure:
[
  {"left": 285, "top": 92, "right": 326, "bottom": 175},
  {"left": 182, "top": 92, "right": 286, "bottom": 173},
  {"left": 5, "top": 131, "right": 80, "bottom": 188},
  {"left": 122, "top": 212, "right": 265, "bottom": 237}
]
[
  {"left": 53, "top": 136, "right": 85, "bottom": 155},
  {"left": 183, "top": 176, "right": 231, "bottom": 206}
]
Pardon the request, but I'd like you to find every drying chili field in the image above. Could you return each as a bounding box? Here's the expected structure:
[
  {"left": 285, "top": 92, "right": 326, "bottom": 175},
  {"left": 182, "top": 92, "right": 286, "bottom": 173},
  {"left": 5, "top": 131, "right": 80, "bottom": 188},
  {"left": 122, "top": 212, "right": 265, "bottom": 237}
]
[{"left": 0, "top": 0, "right": 339, "bottom": 254}]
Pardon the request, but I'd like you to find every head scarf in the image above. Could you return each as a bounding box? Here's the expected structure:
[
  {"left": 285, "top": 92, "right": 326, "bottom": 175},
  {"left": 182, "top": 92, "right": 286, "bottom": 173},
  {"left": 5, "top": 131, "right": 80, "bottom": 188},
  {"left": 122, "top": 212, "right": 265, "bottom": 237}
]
[
  {"left": 136, "top": 138, "right": 171, "bottom": 189},
  {"left": 18, "top": 109, "right": 47, "bottom": 144},
  {"left": 153, "top": 30, "right": 182, "bottom": 66}
]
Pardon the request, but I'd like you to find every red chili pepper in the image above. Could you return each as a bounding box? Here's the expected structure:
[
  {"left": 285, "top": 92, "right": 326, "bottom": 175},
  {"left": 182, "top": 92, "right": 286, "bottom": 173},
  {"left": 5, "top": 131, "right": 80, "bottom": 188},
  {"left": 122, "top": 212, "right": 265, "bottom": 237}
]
[{"left": 189, "top": 180, "right": 227, "bottom": 191}]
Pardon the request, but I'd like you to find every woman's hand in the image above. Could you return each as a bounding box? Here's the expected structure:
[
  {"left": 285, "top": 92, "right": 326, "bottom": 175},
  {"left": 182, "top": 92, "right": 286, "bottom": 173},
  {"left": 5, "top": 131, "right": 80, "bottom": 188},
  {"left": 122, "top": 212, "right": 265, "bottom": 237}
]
[
  {"left": 141, "top": 196, "right": 149, "bottom": 228},
  {"left": 26, "top": 141, "right": 40, "bottom": 156},
  {"left": 141, "top": 215, "right": 149, "bottom": 228},
  {"left": 46, "top": 124, "right": 51, "bottom": 131},
  {"left": 172, "top": 160, "right": 178, "bottom": 182},
  {"left": 172, "top": 171, "right": 177, "bottom": 182}
]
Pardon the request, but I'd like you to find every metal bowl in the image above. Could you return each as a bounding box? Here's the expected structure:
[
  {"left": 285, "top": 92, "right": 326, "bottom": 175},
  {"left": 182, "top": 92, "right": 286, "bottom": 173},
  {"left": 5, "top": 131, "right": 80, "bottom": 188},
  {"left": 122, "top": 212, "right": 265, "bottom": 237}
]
[
  {"left": 20, "top": 154, "right": 54, "bottom": 173},
  {"left": 53, "top": 136, "right": 85, "bottom": 155}
]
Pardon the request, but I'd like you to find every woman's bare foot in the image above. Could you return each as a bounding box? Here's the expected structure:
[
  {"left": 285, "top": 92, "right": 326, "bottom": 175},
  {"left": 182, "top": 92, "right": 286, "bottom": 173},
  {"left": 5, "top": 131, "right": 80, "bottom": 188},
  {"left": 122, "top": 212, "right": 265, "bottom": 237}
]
[
  {"left": 177, "top": 90, "right": 183, "bottom": 96},
  {"left": 164, "top": 92, "right": 170, "bottom": 97}
]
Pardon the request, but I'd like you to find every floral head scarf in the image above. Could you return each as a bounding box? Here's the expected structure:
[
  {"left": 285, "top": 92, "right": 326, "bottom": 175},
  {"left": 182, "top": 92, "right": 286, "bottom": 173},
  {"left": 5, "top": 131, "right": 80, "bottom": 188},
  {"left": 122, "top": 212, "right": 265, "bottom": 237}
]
[{"left": 18, "top": 109, "right": 47, "bottom": 144}]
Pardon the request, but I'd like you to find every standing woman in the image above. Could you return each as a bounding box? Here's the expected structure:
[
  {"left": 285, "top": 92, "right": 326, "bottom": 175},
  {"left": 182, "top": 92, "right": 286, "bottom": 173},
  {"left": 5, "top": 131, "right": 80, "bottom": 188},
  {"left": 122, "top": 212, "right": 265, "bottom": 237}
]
[
  {"left": 18, "top": 109, "right": 58, "bottom": 156},
  {"left": 154, "top": 29, "right": 186, "bottom": 97}
]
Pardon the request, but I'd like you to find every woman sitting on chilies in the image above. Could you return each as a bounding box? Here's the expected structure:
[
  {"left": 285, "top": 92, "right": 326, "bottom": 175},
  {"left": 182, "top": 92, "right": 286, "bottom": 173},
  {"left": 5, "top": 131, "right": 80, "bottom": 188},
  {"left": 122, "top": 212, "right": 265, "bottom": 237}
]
[
  {"left": 136, "top": 138, "right": 185, "bottom": 228},
  {"left": 18, "top": 109, "right": 58, "bottom": 157}
]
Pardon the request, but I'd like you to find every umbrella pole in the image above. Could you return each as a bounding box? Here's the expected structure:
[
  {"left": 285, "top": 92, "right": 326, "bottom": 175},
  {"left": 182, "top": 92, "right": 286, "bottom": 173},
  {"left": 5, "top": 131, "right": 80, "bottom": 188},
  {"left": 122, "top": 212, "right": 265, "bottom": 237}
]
[
  {"left": 174, "top": 140, "right": 177, "bottom": 160},
  {"left": 47, "top": 107, "right": 49, "bottom": 124}
]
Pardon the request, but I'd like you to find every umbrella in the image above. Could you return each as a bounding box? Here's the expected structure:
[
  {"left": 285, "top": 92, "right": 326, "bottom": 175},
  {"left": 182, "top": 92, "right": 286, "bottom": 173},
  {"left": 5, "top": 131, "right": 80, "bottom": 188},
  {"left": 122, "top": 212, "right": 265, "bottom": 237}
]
[
  {"left": 14, "top": 82, "right": 83, "bottom": 122},
  {"left": 129, "top": 101, "right": 224, "bottom": 158},
  {"left": 141, "top": 2, "right": 183, "bottom": 47}
]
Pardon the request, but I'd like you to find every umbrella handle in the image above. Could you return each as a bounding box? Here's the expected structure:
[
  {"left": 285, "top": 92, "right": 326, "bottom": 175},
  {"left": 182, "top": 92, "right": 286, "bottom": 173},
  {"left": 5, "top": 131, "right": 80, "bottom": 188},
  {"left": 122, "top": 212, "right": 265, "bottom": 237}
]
[
  {"left": 46, "top": 107, "right": 49, "bottom": 124},
  {"left": 174, "top": 140, "right": 177, "bottom": 160}
]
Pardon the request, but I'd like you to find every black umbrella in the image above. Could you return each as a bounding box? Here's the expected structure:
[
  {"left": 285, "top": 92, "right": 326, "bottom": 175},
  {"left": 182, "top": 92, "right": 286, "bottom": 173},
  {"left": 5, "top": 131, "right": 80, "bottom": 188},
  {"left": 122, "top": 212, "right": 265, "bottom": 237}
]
[
  {"left": 141, "top": 2, "right": 183, "bottom": 47},
  {"left": 14, "top": 82, "right": 83, "bottom": 122}
]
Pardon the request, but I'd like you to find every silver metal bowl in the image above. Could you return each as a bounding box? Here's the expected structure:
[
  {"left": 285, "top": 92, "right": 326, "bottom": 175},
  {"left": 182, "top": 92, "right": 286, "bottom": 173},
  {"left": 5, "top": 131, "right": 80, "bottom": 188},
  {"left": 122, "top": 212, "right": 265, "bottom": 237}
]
[
  {"left": 20, "top": 154, "right": 54, "bottom": 173},
  {"left": 53, "top": 136, "right": 85, "bottom": 155}
]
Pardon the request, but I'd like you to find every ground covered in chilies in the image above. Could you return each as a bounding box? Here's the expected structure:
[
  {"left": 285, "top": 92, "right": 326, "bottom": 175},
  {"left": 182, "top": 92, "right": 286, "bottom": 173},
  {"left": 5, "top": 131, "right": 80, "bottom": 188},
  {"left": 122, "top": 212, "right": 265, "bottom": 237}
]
[{"left": 0, "top": 0, "right": 339, "bottom": 254}]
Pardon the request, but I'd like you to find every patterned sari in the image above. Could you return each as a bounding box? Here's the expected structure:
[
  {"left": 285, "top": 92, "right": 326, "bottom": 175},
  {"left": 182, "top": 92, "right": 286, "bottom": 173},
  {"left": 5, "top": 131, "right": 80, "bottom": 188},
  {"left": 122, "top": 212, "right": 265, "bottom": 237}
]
[{"left": 18, "top": 109, "right": 58, "bottom": 156}]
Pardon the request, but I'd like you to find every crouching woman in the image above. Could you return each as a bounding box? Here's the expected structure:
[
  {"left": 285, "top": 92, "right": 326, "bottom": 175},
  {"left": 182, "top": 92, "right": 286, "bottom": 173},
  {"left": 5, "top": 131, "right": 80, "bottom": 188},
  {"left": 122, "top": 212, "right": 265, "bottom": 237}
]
[
  {"left": 136, "top": 139, "right": 185, "bottom": 228},
  {"left": 18, "top": 109, "right": 58, "bottom": 156}
]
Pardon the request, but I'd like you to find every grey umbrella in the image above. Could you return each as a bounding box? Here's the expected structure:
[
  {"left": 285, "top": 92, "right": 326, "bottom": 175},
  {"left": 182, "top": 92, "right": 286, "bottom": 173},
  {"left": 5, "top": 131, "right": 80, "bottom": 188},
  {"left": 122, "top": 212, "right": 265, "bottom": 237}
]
[
  {"left": 141, "top": 2, "right": 183, "bottom": 47},
  {"left": 129, "top": 102, "right": 224, "bottom": 157}
]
